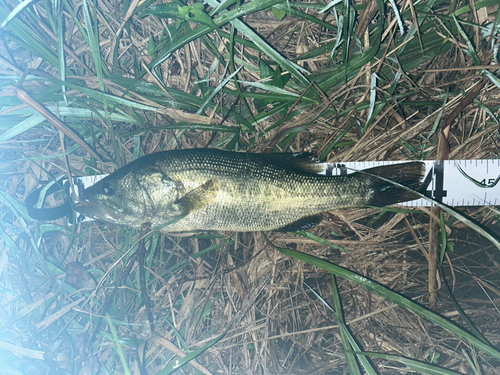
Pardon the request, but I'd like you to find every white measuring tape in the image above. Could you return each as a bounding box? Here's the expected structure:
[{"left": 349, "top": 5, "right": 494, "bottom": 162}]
[{"left": 320, "top": 159, "right": 500, "bottom": 207}]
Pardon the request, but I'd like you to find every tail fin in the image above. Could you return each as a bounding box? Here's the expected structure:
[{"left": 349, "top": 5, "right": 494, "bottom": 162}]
[{"left": 363, "top": 162, "right": 425, "bottom": 206}]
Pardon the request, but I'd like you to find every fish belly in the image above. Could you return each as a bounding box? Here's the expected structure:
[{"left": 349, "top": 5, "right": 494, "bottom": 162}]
[{"left": 156, "top": 174, "right": 359, "bottom": 232}]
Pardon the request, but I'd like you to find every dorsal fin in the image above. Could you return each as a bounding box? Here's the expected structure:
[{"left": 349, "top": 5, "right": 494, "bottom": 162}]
[{"left": 261, "top": 152, "right": 323, "bottom": 174}]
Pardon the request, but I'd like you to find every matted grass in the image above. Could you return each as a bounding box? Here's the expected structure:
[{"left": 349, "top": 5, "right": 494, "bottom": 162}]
[{"left": 0, "top": 0, "right": 500, "bottom": 373}]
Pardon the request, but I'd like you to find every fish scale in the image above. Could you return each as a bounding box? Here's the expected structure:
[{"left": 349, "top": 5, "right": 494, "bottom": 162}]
[{"left": 160, "top": 152, "right": 365, "bottom": 231}]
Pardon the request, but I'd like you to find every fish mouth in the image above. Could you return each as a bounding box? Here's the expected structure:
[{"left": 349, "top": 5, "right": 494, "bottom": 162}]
[{"left": 74, "top": 201, "right": 121, "bottom": 222}]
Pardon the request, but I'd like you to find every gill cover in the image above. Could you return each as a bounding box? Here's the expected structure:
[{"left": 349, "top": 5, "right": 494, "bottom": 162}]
[{"left": 77, "top": 167, "right": 182, "bottom": 227}]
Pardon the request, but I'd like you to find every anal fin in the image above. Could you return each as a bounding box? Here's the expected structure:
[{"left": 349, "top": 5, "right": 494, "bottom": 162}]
[{"left": 275, "top": 214, "right": 323, "bottom": 232}]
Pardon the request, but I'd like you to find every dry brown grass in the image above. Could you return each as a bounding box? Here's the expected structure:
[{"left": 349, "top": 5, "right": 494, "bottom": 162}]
[{"left": 0, "top": 0, "right": 500, "bottom": 373}]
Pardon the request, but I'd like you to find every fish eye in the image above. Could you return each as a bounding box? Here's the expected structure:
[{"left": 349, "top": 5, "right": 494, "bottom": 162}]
[{"left": 101, "top": 182, "right": 115, "bottom": 196}]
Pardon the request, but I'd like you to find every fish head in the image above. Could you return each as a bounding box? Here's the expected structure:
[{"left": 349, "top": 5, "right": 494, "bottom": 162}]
[{"left": 76, "top": 166, "right": 183, "bottom": 227}]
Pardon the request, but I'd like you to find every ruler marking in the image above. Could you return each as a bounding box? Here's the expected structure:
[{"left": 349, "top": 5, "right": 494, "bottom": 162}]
[{"left": 323, "top": 159, "right": 500, "bottom": 207}]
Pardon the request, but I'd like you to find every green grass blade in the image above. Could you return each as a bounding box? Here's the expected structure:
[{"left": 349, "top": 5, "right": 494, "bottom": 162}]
[
  {"left": 105, "top": 316, "right": 132, "bottom": 375},
  {"left": 0, "top": 189, "right": 38, "bottom": 254},
  {"left": 0, "top": 5, "right": 58, "bottom": 66},
  {"left": 0, "top": 0, "right": 37, "bottom": 28},
  {"left": 319, "top": 0, "right": 342, "bottom": 14},
  {"left": 46, "top": 79, "right": 162, "bottom": 111},
  {"left": 53, "top": 0, "right": 67, "bottom": 100},
  {"left": 353, "top": 351, "right": 463, "bottom": 375},
  {"left": 142, "top": 0, "right": 286, "bottom": 69},
  {"left": 388, "top": 0, "right": 404, "bottom": 35},
  {"left": 237, "top": 80, "right": 303, "bottom": 99},
  {"left": 295, "top": 231, "right": 346, "bottom": 252},
  {"left": 155, "top": 330, "right": 226, "bottom": 375},
  {"left": 82, "top": 0, "right": 105, "bottom": 91},
  {"left": 274, "top": 3, "right": 338, "bottom": 32},
  {"left": 452, "top": 14, "right": 480, "bottom": 66},
  {"left": 313, "top": 16, "right": 383, "bottom": 90},
  {"left": 328, "top": 278, "right": 364, "bottom": 375},
  {"left": 232, "top": 18, "right": 310, "bottom": 86},
  {"left": 276, "top": 245, "right": 500, "bottom": 361},
  {"left": 0, "top": 114, "right": 45, "bottom": 142},
  {"left": 438, "top": 264, "right": 492, "bottom": 348},
  {"left": 196, "top": 66, "right": 241, "bottom": 115}
]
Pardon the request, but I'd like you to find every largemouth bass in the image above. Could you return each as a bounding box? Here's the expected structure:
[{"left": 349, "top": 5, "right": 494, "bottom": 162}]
[{"left": 75, "top": 149, "right": 425, "bottom": 232}]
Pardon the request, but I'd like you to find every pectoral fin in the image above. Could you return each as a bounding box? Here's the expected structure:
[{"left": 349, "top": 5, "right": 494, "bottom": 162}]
[
  {"left": 275, "top": 214, "right": 323, "bottom": 232},
  {"left": 170, "top": 179, "right": 220, "bottom": 216}
]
